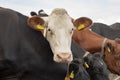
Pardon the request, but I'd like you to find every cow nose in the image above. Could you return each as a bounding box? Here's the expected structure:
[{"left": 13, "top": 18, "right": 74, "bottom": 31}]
[{"left": 57, "top": 53, "right": 72, "bottom": 63}]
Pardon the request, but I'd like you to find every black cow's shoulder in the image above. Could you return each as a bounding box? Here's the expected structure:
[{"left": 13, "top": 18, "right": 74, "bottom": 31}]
[{"left": 0, "top": 7, "right": 71, "bottom": 80}]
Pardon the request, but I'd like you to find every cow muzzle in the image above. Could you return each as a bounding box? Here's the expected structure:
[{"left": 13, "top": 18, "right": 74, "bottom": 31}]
[{"left": 54, "top": 53, "right": 73, "bottom": 63}]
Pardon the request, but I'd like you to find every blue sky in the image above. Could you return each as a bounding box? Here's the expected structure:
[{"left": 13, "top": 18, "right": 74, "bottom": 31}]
[{"left": 0, "top": 0, "right": 120, "bottom": 25}]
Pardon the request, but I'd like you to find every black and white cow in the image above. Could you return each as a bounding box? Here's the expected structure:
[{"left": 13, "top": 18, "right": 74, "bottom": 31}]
[{"left": 0, "top": 7, "right": 87, "bottom": 80}]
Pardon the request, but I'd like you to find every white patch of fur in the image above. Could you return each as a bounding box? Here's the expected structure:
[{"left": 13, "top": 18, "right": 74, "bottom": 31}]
[
  {"left": 89, "top": 28, "right": 92, "bottom": 31},
  {"left": 50, "top": 8, "right": 68, "bottom": 16},
  {"left": 83, "top": 51, "right": 90, "bottom": 57},
  {"left": 46, "top": 8, "right": 74, "bottom": 62}
]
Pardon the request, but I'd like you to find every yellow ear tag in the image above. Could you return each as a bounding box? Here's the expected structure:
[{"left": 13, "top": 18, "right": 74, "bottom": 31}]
[
  {"left": 37, "top": 24, "right": 44, "bottom": 30},
  {"left": 107, "top": 47, "right": 111, "bottom": 53},
  {"left": 69, "top": 71, "right": 74, "bottom": 79},
  {"left": 77, "top": 24, "right": 85, "bottom": 30},
  {"left": 65, "top": 76, "right": 70, "bottom": 80},
  {"left": 84, "top": 62, "right": 89, "bottom": 68}
]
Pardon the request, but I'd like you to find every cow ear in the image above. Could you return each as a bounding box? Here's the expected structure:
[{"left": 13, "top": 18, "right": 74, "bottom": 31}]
[
  {"left": 30, "top": 11, "right": 38, "bottom": 16},
  {"left": 104, "top": 43, "right": 114, "bottom": 54},
  {"left": 27, "top": 16, "right": 45, "bottom": 31},
  {"left": 74, "top": 17, "right": 92, "bottom": 31},
  {"left": 93, "top": 52, "right": 103, "bottom": 58},
  {"left": 115, "top": 38, "right": 120, "bottom": 44}
]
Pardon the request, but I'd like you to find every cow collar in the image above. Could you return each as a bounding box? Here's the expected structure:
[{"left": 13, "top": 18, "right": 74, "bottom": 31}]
[
  {"left": 101, "top": 38, "right": 108, "bottom": 53},
  {"left": 83, "top": 51, "right": 90, "bottom": 57}
]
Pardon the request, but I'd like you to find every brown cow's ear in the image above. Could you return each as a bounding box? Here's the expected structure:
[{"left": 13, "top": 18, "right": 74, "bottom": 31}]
[
  {"left": 115, "top": 38, "right": 120, "bottom": 44},
  {"left": 104, "top": 43, "right": 114, "bottom": 54},
  {"left": 27, "top": 16, "right": 45, "bottom": 31},
  {"left": 74, "top": 17, "right": 92, "bottom": 31}
]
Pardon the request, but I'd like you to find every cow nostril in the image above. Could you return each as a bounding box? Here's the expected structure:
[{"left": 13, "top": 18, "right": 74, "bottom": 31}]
[
  {"left": 68, "top": 54, "right": 71, "bottom": 59},
  {"left": 57, "top": 54, "right": 62, "bottom": 59}
]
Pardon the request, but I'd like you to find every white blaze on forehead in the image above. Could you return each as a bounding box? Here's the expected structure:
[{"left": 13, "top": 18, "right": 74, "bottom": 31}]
[
  {"left": 48, "top": 8, "right": 73, "bottom": 27},
  {"left": 51, "top": 29, "right": 72, "bottom": 53},
  {"left": 50, "top": 8, "right": 68, "bottom": 16},
  {"left": 46, "top": 8, "right": 74, "bottom": 62}
]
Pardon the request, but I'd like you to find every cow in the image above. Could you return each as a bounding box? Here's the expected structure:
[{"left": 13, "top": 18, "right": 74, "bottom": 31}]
[
  {"left": 72, "top": 17, "right": 120, "bottom": 75},
  {"left": 66, "top": 58, "right": 90, "bottom": 80},
  {"left": 67, "top": 52, "right": 109, "bottom": 80},
  {"left": 83, "top": 52, "right": 109, "bottom": 80},
  {"left": 30, "top": 9, "right": 48, "bottom": 17},
  {"left": 0, "top": 7, "right": 74, "bottom": 63},
  {"left": 0, "top": 7, "right": 89, "bottom": 80},
  {"left": 91, "top": 23, "right": 120, "bottom": 39},
  {"left": 110, "top": 23, "right": 120, "bottom": 30},
  {"left": 103, "top": 42, "right": 120, "bottom": 80}
]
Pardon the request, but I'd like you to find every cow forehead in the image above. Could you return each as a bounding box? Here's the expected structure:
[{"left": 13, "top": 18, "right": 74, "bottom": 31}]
[
  {"left": 50, "top": 8, "right": 68, "bottom": 16},
  {"left": 48, "top": 16, "right": 74, "bottom": 29},
  {"left": 47, "top": 8, "right": 74, "bottom": 29}
]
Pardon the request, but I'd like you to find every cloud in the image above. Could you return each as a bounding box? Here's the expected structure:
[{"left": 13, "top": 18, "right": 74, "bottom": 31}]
[
  {"left": 109, "top": 0, "right": 120, "bottom": 3},
  {"left": 95, "top": 19, "right": 105, "bottom": 23},
  {"left": 0, "top": 0, "right": 120, "bottom": 25}
]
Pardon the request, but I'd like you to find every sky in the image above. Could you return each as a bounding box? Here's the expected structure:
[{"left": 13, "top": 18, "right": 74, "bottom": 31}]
[{"left": 0, "top": 0, "right": 120, "bottom": 25}]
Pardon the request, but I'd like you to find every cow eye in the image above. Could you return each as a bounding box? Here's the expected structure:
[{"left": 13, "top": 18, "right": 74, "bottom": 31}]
[
  {"left": 72, "top": 28, "right": 74, "bottom": 31},
  {"left": 48, "top": 28, "right": 51, "bottom": 32},
  {"left": 47, "top": 28, "right": 54, "bottom": 35},
  {"left": 70, "top": 28, "right": 74, "bottom": 34}
]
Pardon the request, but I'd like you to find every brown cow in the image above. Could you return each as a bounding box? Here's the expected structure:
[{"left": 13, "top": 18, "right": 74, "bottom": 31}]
[{"left": 72, "top": 17, "right": 120, "bottom": 75}]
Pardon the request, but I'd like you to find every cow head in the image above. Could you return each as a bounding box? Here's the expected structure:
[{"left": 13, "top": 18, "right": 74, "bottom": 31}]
[
  {"left": 66, "top": 58, "right": 90, "bottom": 80},
  {"left": 83, "top": 52, "right": 109, "bottom": 80},
  {"left": 27, "top": 8, "right": 77, "bottom": 63},
  {"left": 103, "top": 41, "right": 120, "bottom": 75}
]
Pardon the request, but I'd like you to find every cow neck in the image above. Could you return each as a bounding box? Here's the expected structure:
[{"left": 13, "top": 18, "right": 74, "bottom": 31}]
[{"left": 73, "top": 28, "right": 105, "bottom": 53}]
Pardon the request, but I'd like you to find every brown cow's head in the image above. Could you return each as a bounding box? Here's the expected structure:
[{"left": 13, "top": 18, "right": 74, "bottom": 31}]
[{"left": 103, "top": 40, "right": 120, "bottom": 75}]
